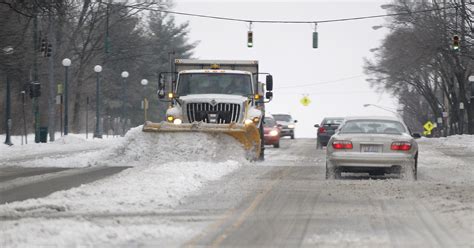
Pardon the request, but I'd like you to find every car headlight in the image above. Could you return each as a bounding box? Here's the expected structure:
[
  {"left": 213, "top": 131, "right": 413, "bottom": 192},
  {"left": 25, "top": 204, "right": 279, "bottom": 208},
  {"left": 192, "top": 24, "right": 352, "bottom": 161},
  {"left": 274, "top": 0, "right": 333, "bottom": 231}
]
[
  {"left": 269, "top": 130, "right": 279, "bottom": 136},
  {"left": 173, "top": 118, "right": 182, "bottom": 125},
  {"left": 288, "top": 124, "right": 295, "bottom": 129}
]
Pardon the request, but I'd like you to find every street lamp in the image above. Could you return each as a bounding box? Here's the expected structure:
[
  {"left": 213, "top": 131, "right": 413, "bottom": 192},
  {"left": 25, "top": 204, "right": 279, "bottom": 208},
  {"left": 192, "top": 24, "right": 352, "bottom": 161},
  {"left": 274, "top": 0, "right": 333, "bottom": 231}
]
[
  {"left": 141, "top": 79, "right": 149, "bottom": 122},
  {"left": 62, "top": 58, "right": 71, "bottom": 135},
  {"left": 120, "top": 71, "right": 129, "bottom": 136},
  {"left": 363, "top": 104, "right": 401, "bottom": 117},
  {"left": 3, "top": 46, "right": 14, "bottom": 146},
  {"left": 93, "top": 65, "right": 103, "bottom": 138},
  {"left": 372, "top": 25, "right": 383, "bottom": 30}
]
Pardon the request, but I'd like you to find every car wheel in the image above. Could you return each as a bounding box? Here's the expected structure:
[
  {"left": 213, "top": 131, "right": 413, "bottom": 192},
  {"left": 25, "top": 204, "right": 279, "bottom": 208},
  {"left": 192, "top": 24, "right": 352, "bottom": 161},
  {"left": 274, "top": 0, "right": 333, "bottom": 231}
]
[
  {"left": 414, "top": 154, "right": 418, "bottom": 180},
  {"left": 316, "top": 139, "right": 322, "bottom": 149},
  {"left": 401, "top": 162, "right": 416, "bottom": 181},
  {"left": 273, "top": 142, "right": 280, "bottom": 148},
  {"left": 326, "top": 161, "right": 341, "bottom": 179},
  {"left": 291, "top": 134, "right": 295, "bottom": 139}
]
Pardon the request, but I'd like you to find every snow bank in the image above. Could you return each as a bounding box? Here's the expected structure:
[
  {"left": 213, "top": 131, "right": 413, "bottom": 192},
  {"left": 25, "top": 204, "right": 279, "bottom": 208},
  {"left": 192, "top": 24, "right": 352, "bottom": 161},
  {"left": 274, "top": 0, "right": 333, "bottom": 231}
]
[
  {"left": 104, "top": 126, "right": 247, "bottom": 167},
  {"left": 1, "top": 125, "right": 248, "bottom": 168}
]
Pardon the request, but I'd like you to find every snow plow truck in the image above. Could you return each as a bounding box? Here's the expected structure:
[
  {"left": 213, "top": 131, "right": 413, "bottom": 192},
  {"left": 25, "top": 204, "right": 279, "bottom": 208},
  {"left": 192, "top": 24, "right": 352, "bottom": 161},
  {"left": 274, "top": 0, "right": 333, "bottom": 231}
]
[{"left": 143, "top": 59, "right": 274, "bottom": 160}]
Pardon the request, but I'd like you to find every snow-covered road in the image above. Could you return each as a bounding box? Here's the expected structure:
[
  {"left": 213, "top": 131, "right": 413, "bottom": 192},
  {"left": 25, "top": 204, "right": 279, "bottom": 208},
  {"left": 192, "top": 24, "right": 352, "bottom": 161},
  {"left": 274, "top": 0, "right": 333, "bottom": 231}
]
[{"left": 0, "top": 131, "right": 473, "bottom": 247}]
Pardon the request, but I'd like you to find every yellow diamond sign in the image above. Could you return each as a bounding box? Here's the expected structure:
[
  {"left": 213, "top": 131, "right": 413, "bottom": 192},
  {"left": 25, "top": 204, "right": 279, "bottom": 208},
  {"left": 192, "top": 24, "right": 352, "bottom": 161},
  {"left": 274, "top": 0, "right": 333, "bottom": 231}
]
[
  {"left": 423, "top": 121, "right": 434, "bottom": 132},
  {"left": 300, "top": 96, "right": 311, "bottom": 106}
]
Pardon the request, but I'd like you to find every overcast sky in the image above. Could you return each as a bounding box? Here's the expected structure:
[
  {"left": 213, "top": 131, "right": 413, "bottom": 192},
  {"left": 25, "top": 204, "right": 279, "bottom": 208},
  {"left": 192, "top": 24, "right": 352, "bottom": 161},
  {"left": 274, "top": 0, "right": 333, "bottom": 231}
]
[{"left": 172, "top": 0, "right": 397, "bottom": 137}]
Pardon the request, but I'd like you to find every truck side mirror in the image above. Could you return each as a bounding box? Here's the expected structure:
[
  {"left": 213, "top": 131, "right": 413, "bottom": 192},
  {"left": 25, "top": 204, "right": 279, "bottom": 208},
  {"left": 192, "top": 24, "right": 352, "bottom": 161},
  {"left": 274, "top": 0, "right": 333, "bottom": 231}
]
[
  {"left": 266, "top": 75, "right": 273, "bottom": 91},
  {"left": 265, "top": 91, "right": 273, "bottom": 99},
  {"left": 157, "top": 89, "right": 165, "bottom": 99}
]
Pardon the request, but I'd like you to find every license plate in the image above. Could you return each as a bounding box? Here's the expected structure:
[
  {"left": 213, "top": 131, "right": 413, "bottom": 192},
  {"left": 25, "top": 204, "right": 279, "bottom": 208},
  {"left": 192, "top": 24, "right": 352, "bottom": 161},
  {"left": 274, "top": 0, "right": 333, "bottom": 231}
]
[{"left": 361, "top": 145, "right": 381, "bottom": 153}]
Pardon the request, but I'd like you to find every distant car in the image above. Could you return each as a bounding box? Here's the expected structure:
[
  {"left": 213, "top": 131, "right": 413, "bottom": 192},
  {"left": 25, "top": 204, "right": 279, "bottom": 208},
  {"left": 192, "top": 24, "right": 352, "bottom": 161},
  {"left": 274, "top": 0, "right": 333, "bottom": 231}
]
[
  {"left": 315, "top": 117, "right": 344, "bottom": 149},
  {"left": 273, "top": 114, "right": 297, "bottom": 139},
  {"left": 263, "top": 116, "right": 281, "bottom": 148},
  {"left": 325, "top": 116, "right": 421, "bottom": 180}
]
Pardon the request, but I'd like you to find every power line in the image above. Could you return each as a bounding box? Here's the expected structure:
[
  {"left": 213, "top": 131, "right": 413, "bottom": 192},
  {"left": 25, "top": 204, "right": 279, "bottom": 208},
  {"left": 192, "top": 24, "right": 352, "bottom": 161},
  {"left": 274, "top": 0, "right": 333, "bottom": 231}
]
[{"left": 139, "top": 5, "right": 462, "bottom": 24}]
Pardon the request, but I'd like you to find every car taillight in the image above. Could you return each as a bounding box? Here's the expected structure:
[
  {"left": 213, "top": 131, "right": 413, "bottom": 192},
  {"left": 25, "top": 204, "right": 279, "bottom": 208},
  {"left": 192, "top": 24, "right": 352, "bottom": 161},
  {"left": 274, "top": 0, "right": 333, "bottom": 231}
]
[
  {"left": 318, "top": 127, "right": 326, "bottom": 133},
  {"left": 391, "top": 142, "right": 411, "bottom": 151},
  {"left": 332, "top": 140, "right": 353, "bottom": 149}
]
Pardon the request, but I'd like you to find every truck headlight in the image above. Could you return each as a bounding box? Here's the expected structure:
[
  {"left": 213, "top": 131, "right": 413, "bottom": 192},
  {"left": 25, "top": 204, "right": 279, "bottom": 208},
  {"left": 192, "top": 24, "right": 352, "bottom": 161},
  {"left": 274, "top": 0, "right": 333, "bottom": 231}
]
[
  {"left": 288, "top": 124, "right": 295, "bottom": 129},
  {"left": 167, "top": 116, "right": 175, "bottom": 122},
  {"left": 173, "top": 118, "right": 182, "bottom": 125},
  {"left": 252, "top": 117, "right": 260, "bottom": 123},
  {"left": 244, "top": 119, "right": 253, "bottom": 125}
]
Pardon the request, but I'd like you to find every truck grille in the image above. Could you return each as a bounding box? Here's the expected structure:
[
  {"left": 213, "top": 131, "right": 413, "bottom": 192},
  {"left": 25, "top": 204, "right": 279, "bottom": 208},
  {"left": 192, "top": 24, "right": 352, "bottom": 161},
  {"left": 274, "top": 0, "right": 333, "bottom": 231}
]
[{"left": 186, "top": 103, "right": 241, "bottom": 124}]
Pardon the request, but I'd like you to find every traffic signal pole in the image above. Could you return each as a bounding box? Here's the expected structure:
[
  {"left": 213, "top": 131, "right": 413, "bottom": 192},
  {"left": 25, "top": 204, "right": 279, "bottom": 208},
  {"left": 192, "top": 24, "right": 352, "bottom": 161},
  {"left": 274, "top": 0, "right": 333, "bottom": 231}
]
[{"left": 33, "top": 10, "right": 40, "bottom": 143}]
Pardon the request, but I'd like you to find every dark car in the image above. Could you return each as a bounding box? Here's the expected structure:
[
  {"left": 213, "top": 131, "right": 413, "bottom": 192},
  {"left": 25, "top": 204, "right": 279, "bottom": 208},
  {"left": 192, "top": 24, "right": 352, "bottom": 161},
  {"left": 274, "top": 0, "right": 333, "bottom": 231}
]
[
  {"left": 273, "top": 114, "right": 297, "bottom": 139},
  {"left": 315, "top": 117, "right": 344, "bottom": 149}
]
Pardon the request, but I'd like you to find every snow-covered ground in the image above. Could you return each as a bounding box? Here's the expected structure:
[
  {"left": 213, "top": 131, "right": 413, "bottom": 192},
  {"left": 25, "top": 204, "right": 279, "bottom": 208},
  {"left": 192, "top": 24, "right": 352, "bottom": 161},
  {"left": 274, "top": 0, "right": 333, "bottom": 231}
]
[
  {"left": 0, "top": 127, "right": 248, "bottom": 247},
  {"left": 0, "top": 133, "right": 473, "bottom": 247}
]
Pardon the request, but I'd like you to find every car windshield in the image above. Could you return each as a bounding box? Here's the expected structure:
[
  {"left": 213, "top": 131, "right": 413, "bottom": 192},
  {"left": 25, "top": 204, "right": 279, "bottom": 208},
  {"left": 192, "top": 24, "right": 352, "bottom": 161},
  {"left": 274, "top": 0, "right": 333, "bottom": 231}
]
[
  {"left": 177, "top": 73, "right": 252, "bottom": 96},
  {"left": 273, "top": 114, "right": 292, "bottom": 122},
  {"left": 340, "top": 120, "right": 406, "bottom": 134},
  {"left": 323, "top": 118, "right": 344, "bottom": 125},
  {"left": 264, "top": 117, "right": 277, "bottom": 127}
]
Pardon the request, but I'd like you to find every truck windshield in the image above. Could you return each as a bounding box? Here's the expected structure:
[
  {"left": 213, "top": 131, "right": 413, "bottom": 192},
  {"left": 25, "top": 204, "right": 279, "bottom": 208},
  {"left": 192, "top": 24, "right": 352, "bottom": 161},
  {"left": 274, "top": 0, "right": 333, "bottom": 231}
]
[{"left": 177, "top": 73, "right": 252, "bottom": 96}]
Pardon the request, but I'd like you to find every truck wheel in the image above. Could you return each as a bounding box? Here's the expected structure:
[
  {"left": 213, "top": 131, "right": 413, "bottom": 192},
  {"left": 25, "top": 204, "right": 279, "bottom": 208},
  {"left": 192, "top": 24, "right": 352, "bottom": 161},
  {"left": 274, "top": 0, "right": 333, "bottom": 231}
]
[
  {"left": 291, "top": 134, "right": 295, "bottom": 139},
  {"left": 273, "top": 142, "right": 280, "bottom": 148}
]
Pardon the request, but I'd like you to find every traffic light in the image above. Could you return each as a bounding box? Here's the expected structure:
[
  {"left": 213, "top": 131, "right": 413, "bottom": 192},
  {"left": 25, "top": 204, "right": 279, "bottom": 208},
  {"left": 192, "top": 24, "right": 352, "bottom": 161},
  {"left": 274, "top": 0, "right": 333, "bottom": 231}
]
[
  {"left": 312, "top": 31, "right": 318, "bottom": 49},
  {"left": 46, "top": 43, "right": 52, "bottom": 57},
  {"left": 40, "top": 38, "right": 47, "bottom": 53},
  {"left": 29, "top": 82, "right": 41, "bottom": 98},
  {"left": 247, "top": 31, "right": 253, "bottom": 48},
  {"left": 453, "top": 35, "right": 460, "bottom": 51}
]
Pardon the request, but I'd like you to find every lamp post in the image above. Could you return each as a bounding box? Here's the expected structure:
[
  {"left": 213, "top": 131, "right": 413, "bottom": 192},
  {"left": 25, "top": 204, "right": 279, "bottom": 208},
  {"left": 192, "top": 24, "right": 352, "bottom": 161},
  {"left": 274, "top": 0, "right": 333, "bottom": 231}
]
[
  {"left": 363, "top": 104, "right": 401, "bottom": 117},
  {"left": 3, "top": 46, "right": 14, "bottom": 146},
  {"left": 141, "top": 79, "right": 149, "bottom": 122},
  {"left": 120, "top": 71, "right": 129, "bottom": 136},
  {"left": 62, "top": 58, "right": 71, "bottom": 135},
  {"left": 93, "top": 65, "right": 103, "bottom": 138}
]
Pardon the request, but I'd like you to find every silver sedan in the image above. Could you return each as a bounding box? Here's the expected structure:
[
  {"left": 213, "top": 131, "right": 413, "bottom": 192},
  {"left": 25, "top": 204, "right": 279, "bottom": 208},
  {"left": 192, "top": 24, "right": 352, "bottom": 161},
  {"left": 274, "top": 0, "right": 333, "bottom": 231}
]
[{"left": 326, "top": 116, "right": 420, "bottom": 180}]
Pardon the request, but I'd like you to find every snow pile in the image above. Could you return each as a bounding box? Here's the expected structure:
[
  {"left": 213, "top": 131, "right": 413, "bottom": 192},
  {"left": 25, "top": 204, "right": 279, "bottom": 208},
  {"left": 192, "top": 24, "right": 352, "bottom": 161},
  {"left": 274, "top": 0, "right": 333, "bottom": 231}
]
[
  {"left": 425, "top": 135, "right": 474, "bottom": 152},
  {"left": 105, "top": 126, "right": 247, "bottom": 167}
]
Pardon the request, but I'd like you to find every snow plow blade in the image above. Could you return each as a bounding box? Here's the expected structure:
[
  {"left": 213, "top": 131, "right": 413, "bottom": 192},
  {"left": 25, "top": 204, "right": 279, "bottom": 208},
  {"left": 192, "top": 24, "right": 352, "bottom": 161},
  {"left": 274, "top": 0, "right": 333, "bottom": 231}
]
[{"left": 142, "top": 121, "right": 261, "bottom": 160}]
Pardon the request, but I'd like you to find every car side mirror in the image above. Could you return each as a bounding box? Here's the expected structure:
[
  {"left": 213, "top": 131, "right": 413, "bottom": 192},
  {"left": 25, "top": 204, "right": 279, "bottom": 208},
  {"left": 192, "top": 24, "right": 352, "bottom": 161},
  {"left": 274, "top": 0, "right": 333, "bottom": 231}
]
[
  {"left": 412, "top": 133, "right": 422, "bottom": 139},
  {"left": 314, "top": 124, "right": 320, "bottom": 128},
  {"left": 277, "top": 124, "right": 283, "bottom": 128},
  {"left": 266, "top": 75, "right": 273, "bottom": 91},
  {"left": 294, "top": 120, "right": 298, "bottom": 123}
]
